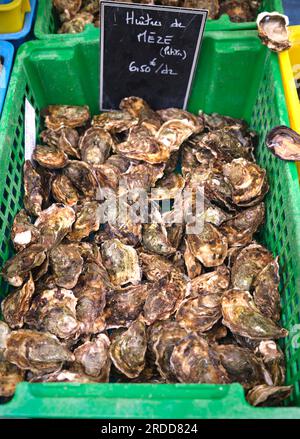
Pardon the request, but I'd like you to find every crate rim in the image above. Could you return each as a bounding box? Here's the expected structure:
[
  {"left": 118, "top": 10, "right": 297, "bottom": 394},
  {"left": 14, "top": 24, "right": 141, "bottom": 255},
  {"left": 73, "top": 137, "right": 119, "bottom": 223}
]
[{"left": 1, "top": 33, "right": 300, "bottom": 419}]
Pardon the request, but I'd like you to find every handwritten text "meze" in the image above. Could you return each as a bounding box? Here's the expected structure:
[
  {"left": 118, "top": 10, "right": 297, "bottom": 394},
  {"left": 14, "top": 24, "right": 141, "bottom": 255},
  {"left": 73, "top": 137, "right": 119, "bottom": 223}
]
[{"left": 137, "top": 30, "right": 174, "bottom": 45}]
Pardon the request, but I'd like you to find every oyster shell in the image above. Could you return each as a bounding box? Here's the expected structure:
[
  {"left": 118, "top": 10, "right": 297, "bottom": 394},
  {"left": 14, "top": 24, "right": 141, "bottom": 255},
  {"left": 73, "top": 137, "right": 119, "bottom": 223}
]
[
  {"left": 120, "top": 96, "right": 162, "bottom": 131},
  {"left": 52, "top": 174, "right": 79, "bottom": 206},
  {"left": 11, "top": 209, "right": 40, "bottom": 252},
  {"left": 121, "top": 161, "right": 165, "bottom": 194},
  {"left": 247, "top": 384, "right": 293, "bottom": 406},
  {"left": 190, "top": 265, "right": 230, "bottom": 297},
  {"left": 257, "top": 12, "right": 291, "bottom": 52},
  {"left": 220, "top": 203, "right": 265, "bottom": 247},
  {"left": 231, "top": 243, "right": 273, "bottom": 290},
  {"left": 153, "top": 321, "right": 187, "bottom": 382},
  {"left": 58, "top": 12, "right": 94, "bottom": 34},
  {"left": 183, "top": 0, "right": 219, "bottom": 18},
  {"left": 176, "top": 290, "right": 222, "bottom": 333},
  {"left": 170, "top": 334, "right": 229, "bottom": 384},
  {"left": 104, "top": 221, "right": 142, "bottom": 247},
  {"left": 143, "top": 271, "right": 189, "bottom": 325},
  {"left": 34, "top": 204, "right": 75, "bottom": 250},
  {"left": 74, "top": 333, "right": 111, "bottom": 380},
  {"left": 32, "top": 144, "right": 68, "bottom": 169},
  {"left": 30, "top": 370, "right": 95, "bottom": 383},
  {"left": 23, "top": 160, "right": 44, "bottom": 217},
  {"left": 50, "top": 243, "right": 83, "bottom": 289},
  {"left": 44, "top": 105, "right": 90, "bottom": 130},
  {"left": 0, "top": 361, "right": 24, "bottom": 397},
  {"left": 53, "top": 0, "right": 81, "bottom": 16},
  {"left": 5, "top": 330, "right": 74, "bottom": 373},
  {"left": 266, "top": 125, "right": 300, "bottom": 161},
  {"left": 79, "top": 127, "right": 114, "bottom": 167},
  {"left": 216, "top": 344, "right": 272, "bottom": 389},
  {"left": 139, "top": 251, "right": 175, "bottom": 281},
  {"left": 92, "top": 111, "right": 138, "bottom": 133},
  {"left": 223, "top": 158, "right": 268, "bottom": 207},
  {"left": 187, "top": 223, "right": 228, "bottom": 268},
  {"left": 222, "top": 289, "right": 288, "bottom": 340},
  {"left": 1, "top": 274, "right": 35, "bottom": 329},
  {"left": 101, "top": 239, "right": 141, "bottom": 286},
  {"left": 253, "top": 258, "right": 281, "bottom": 322},
  {"left": 25, "top": 288, "right": 79, "bottom": 339},
  {"left": 157, "top": 119, "right": 200, "bottom": 152},
  {"left": 110, "top": 320, "right": 147, "bottom": 378},
  {"left": 1, "top": 244, "right": 46, "bottom": 287},
  {"left": 41, "top": 127, "right": 80, "bottom": 158},
  {"left": 158, "top": 108, "right": 204, "bottom": 132},
  {"left": 256, "top": 340, "right": 285, "bottom": 386},
  {"left": 104, "top": 284, "right": 149, "bottom": 329},
  {"left": 116, "top": 132, "right": 169, "bottom": 164},
  {"left": 219, "top": 0, "right": 253, "bottom": 23},
  {"left": 183, "top": 238, "right": 202, "bottom": 279},
  {"left": 142, "top": 222, "right": 176, "bottom": 256},
  {"left": 152, "top": 173, "right": 185, "bottom": 201},
  {"left": 68, "top": 201, "right": 101, "bottom": 241},
  {"left": 0, "top": 322, "right": 10, "bottom": 359},
  {"left": 63, "top": 160, "right": 99, "bottom": 199}
]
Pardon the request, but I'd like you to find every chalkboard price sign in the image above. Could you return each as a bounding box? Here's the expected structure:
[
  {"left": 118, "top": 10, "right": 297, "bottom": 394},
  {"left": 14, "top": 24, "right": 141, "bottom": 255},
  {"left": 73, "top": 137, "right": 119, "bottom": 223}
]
[{"left": 100, "top": 1, "right": 207, "bottom": 111}]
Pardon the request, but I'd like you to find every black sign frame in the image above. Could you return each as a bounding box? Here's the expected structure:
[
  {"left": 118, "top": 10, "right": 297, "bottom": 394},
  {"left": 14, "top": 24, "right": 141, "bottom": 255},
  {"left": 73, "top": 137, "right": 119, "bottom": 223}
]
[{"left": 100, "top": 1, "right": 208, "bottom": 111}]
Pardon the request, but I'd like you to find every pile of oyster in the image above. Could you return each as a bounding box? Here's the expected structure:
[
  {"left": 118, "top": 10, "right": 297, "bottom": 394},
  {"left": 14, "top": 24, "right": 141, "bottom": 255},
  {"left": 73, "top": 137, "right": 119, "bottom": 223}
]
[
  {"left": 0, "top": 96, "right": 292, "bottom": 408},
  {"left": 53, "top": 0, "right": 262, "bottom": 34}
]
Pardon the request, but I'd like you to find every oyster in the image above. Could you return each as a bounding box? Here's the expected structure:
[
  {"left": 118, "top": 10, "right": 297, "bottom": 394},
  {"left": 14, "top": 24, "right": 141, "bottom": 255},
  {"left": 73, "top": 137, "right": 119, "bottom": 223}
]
[
  {"left": 58, "top": 12, "right": 94, "bottom": 34},
  {"left": 23, "top": 160, "right": 44, "bottom": 217},
  {"left": 32, "top": 144, "right": 68, "bottom": 169},
  {"left": 50, "top": 243, "right": 83, "bottom": 289},
  {"left": 257, "top": 12, "right": 291, "bottom": 52},
  {"left": 53, "top": 0, "right": 81, "bottom": 16},
  {"left": 74, "top": 333, "right": 111, "bottom": 380},
  {"left": 52, "top": 174, "right": 80, "bottom": 206},
  {"left": 231, "top": 243, "right": 273, "bottom": 290},
  {"left": 120, "top": 96, "right": 162, "bottom": 131},
  {"left": 63, "top": 160, "right": 99, "bottom": 199},
  {"left": 223, "top": 158, "right": 268, "bottom": 207},
  {"left": 116, "top": 133, "right": 169, "bottom": 164},
  {"left": 247, "top": 384, "right": 293, "bottom": 406},
  {"left": 139, "top": 251, "right": 175, "bottom": 281},
  {"left": 1, "top": 274, "right": 35, "bottom": 329},
  {"left": 41, "top": 127, "right": 80, "bottom": 159},
  {"left": 256, "top": 340, "right": 285, "bottom": 386},
  {"left": 34, "top": 204, "right": 75, "bottom": 250},
  {"left": 219, "top": 1, "right": 253, "bottom": 23},
  {"left": 176, "top": 290, "right": 223, "bottom": 333},
  {"left": 187, "top": 223, "right": 228, "bottom": 268},
  {"left": 0, "top": 361, "right": 24, "bottom": 397},
  {"left": 25, "top": 288, "right": 79, "bottom": 339},
  {"left": 143, "top": 271, "right": 189, "bottom": 325},
  {"left": 183, "top": 0, "right": 219, "bottom": 18},
  {"left": 68, "top": 202, "right": 101, "bottom": 241},
  {"left": 153, "top": 321, "right": 187, "bottom": 381},
  {"left": 44, "top": 105, "right": 90, "bottom": 130},
  {"left": 152, "top": 173, "right": 185, "bottom": 201},
  {"left": 92, "top": 111, "right": 138, "bottom": 133},
  {"left": 1, "top": 244, "right": 46, "bottom": 287},
  {"left": 222, "top": 289, "right": 288, "bottom": 340},
  {"left": 190, "top": 265, "right": 230, "bottom": 297},
  {"left": 183, "top": 238, "right": 202, "bottom": 279},
  {"left": 266, "top": 125, "right": 300, "bottom": 161},
  {"left": 142, "top": 222, "right": 176, "bottom": 256},
  {"left": 216, "top": 344, "right": 272, "bottom": 389},
  {"left": 220, "top": 203, "right": 265, "bottom": 247},
  {"left": 101, "top": 239, "right": 141, "bottom": 286},
  {"left": 157, "top": 119, "right": 200, "bottom": 152},
  {"left": 5, "top": 330, "right": 74, "bottom": 373},
  {"left": 104, "top": 221, "right": 142, "bottom": 247},
  {"left": 79, "top": 127, "right": 114, "bottom": 167},
  {"left": 253, "top": 258, "right": 281, "bottom": 322},
  {"left": 30, "top": 370, "right": 95, "bottom": 383},
  {"left": 110, "top": 320, "right": 147, "bottom": 378},
  {"left": 121, "top": 162, "right": 165, "bottom": 193},
  {"left": 170, "top": 334, "right": 229, "bottom": 384},
  {"left": 158, "top": 108, "right": 204, "bottom": 132},
  {"left": 11, "top": 209, "right": 40, "bottom": 252},
  {"left": 104, "top": 284, "right": 149, "bottom": 329},
  {"left": 0, "top": 322, "right": 10, "bottom": 359}
]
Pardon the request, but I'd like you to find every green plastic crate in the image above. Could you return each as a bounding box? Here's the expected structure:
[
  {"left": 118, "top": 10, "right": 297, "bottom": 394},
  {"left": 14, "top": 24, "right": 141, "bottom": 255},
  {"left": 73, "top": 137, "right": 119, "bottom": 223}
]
[
  {"left": 33, "top": 0, "right": 284, "bottom": 40},
  {"left": 1, "top": 31, "right": 300, "bottom": 418}
]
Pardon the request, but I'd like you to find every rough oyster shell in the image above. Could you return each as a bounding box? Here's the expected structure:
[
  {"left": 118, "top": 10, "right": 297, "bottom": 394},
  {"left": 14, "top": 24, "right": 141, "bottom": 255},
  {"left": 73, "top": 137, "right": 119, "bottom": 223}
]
[
  {"left": 92, "top": 111, "right": 138, "bottom": 133},
  {"left": 63, "top": 160, "right": 99, "bottom": 199},
  {"left": 50, "top": 243, "right": 84, "bottom": 289},
  {"left": 23, "top": 160, "right": 44, "bottom": 217},
  {"left": 139, "top": 251, "right": 175, "bottom": 281},
  {"left": 247, "top": 384, "right": 293, "bottom": 406},
  {"left": 101, "top": 239, "right": 141, "bottom": 286},
  {"left": 0, "top": 361, "right": 24, "bottom": 397},
  {"left": 1, "top": 274, "right": 35, "bottom": 329},
  {"left": 190, "top": 265, "right": 230, "bottom": 297},
  {"left": 51, "top": 174, "right": 80, "bottom": 206},
  {"left": 11, "top": 209, "right": 40, "bottom": 252},
  {"left": 1, "top": 244, "right": 46, "bottom": 287},
  {"left": 5, "top": 330, "right": 74, "bottom": 374},
  {"left": 44, "top": 105, "right": 90, "bottom": 130},
  {"left": 58, "top": 12, "right": 94, "bottom": 34},
  {"left": 34, "top": 203, "right": 75, "bottom": 250},
  {"left": 110, "top": 320, "right": 147, "bottom": 378},
  {"left": 170, "top": 334, "right": 229, "bottom": 384},
  {"left": 255, "top": 340, "right": 285, "bottom": 386},
  {"left": 222, "top": 289, "right": 288, "bottom": 340},
  {"left": 68, "top": 201, "right": 101, "bottom": 241},
  {"left": 266, "top": 125, "right": 300, "bottom": 160},
  {"left": 79, "top": 127, "right": 114, "bottom": 167},
  {"left": 74, "top": 333, "right": 111, "bottom": 381},
  {"left": 32, "top": 144, "right": 68, "bottom": 169}
]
